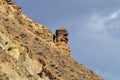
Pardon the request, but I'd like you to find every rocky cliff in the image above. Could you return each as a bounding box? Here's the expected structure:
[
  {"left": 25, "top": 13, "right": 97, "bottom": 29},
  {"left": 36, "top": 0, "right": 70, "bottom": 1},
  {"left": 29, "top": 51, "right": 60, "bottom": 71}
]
[{"left": 0, "top": 0, "right": 104, "bottom": 80}]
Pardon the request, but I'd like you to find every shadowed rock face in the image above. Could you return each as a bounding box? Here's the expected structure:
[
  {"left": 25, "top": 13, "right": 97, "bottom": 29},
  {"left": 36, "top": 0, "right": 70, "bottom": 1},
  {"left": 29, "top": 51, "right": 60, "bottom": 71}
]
[
  {"left": 56, "top": 28, "right": 68, "bottom": 43},
  {"left": 0, "top": 0, "right": 104, "bottom": 80},
  {"left": 55, "top": 28, "right": 71, "bottom": 55}
]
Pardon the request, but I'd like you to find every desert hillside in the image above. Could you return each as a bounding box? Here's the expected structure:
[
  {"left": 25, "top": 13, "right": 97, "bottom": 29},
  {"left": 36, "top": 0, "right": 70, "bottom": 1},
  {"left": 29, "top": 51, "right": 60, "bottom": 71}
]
[{"left": 0, "top": 0, "right": 103, "bottom": 80}]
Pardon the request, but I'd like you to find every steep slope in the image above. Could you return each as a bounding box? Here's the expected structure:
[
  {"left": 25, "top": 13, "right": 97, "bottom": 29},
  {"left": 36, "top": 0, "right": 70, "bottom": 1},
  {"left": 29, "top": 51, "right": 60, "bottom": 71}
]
[{"left": 0, "top": 0, "right": 104, "bottom": 80}]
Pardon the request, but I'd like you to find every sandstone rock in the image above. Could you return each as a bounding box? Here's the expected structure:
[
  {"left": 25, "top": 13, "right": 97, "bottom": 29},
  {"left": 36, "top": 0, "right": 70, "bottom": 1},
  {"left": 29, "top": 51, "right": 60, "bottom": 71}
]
[{"left": 55, "top": 28, "right": 71, "bottom": 55}]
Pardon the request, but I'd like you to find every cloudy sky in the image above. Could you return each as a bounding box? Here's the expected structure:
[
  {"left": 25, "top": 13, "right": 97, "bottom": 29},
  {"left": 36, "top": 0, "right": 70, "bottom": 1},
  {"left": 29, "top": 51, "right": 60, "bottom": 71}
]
[{"left": 13, "top": 0, "right": 120, "bottom": 80}]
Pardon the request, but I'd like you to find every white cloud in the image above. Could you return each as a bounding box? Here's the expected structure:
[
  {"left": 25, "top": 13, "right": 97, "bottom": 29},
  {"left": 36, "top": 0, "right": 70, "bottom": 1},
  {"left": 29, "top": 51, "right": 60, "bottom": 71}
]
[
  {"left": 109, "top": 10, "right": 120, "bottom": 19},
  {"left": 86, "top": 14, "right": 107, "bottom": 33},
  {"left": 82, "top": 10, "right": 120, "bottom": 39}
]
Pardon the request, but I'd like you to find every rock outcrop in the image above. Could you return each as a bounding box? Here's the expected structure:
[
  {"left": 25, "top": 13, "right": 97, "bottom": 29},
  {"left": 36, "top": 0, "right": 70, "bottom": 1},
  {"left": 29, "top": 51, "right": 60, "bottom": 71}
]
[
  {"left": 55, "top": 28, "right": 70, "bottom": 55},
  {"left": 0, "top": 0, "right": 104, "bottom": 80}
]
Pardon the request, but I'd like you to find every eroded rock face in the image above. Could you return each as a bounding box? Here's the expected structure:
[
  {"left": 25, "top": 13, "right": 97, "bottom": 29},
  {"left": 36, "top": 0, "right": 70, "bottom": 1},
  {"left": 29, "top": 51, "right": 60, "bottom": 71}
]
[
  {"left": 55, "top": 28, "right": 68, "bottom": 43},
  {"left": 55, "top": 28, "right": 70, "bottom": 55}
]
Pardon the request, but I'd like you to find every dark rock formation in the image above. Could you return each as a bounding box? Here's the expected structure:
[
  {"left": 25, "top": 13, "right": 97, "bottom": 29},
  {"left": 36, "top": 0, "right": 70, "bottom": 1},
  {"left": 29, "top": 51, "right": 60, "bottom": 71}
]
[{"left": 55, "top": 28, "right": 71, "bottom": 55}]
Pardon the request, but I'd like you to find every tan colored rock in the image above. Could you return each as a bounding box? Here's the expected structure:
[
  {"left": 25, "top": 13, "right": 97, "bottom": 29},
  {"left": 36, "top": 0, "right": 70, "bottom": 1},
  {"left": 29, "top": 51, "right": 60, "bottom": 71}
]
[
  {"left": 55, "top": 28, "right": 70, "bottom": 55},
  {"left": 55, "top": 42, "right": 70, "bottom": 55}
]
